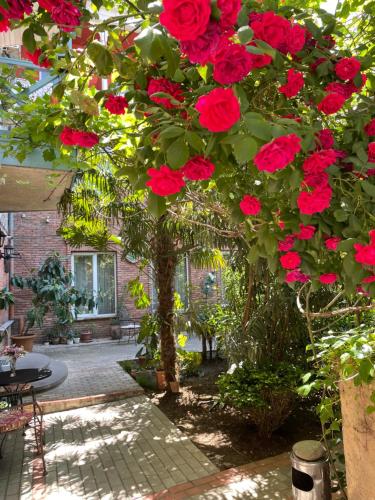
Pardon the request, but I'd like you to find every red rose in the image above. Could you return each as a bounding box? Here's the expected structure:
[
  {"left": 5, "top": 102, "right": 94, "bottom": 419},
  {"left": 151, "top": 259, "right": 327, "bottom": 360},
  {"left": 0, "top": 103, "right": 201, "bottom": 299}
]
[
  {"left": 180, "top": 21, "right": 222, "bottom": 65},
  {"left": 278, "top": 235, "right": 295, "bottom": 252},
  {"left": 160, "top": 0, "right": 211, "bottom": 42},
  {"left": 254, "top": 134, "right": 302, "bottom": 173},
  {"left": 74, "top": 131, "right": 99, "bottom": 149},
  {"left": 247, "top": 44, "right": 272, "bottom": 68},
  {"left": 319, "top": 273, "right": 338, "bottom": 284},
  {"left": 368, "top": 142, "right": 375, "bottom": 163},
  {"left": 335, "top": 57, "right": 361, "bottom": 81},
  {"left": 286, "top": 24, "right": 306, "bottom": 55},
  {"left": 324, "top": 82, "right": 354, "bottom": 100},
  {"left": 3, "top": 0, "right": 32, "bottom": 20},
  {"left": 213, "top": 42, "right": 253, "bottom": 85},
  {"left": 295, "top": 224, "right": 315, "bottom": 240},
  {"left": 317, "top": 93, "right": 346, "bottom": 115},
  {"left": 285, "top": 270, "right": 310, "bottom": 283},
  {"left": 147, "top": 78, "right": 184, "bottom": 109},
  {"left": 60, "top": 126, "right": 77, "bottom": 146},
  {"left": 196, "top": 87, "right": 241, "bottom": 133},
  {"left": 362, "top": 275, "right": 375, "bottom": 284},
  {"left": 325, "top": 237, "right": 341, "bottom": 251},
  {"left": 302, "top": 149, "right": 337, "bottom": 175},
  {"left": 38, "top": 0, "right": 54, "bottom": 12},
  {"left": 24, "top": 48, "right": 52, "bottom": 68},
  {"left": 278, "top": 69, "right": 304, "bottom": 98},
  {"left": 239, "top": 195, "right": 261, "bottom": 216},
  {"left": 368, "top": 169, "right": 375, "bottom": 176},
  {"left": 146, "top": 165, "right": 185, "bottom": 196},
  {"left": 348, "top": 73, "right": 367, "bottom": 93},
  {"left": 297, "top": 185, "right": 332, "bottom": 215},
  {"left": 50, "top": 1, "right": 81, "bottom": 32},
  {"left": 281, "top": 114, "right": 302, "bottom": 123},
  {"left": 182, "top": 156, "right": 215, "bottom": 181},
  {"left": 315, "top": 129, "right": 334, "bottom": 150},
  {"left": 365, "top": 119, "right": 375, "bottom": 136},
  {"left": 280, "top": 251, "right": 301, "bottom": 270},
  {"left": 104, "top": 95, "right": 128, "bottom": 115},
  {"left": 250, "top": 11, "right": 291, "bottom": 50},
  {"left": 303, "top": 171, "right": 329, "bottom": 189},
  {"left": 217, "top": 0, "right": 241, "bottom": 28},
  {"left": 0, "top": 16, "right": 9, "bottom": 32}
]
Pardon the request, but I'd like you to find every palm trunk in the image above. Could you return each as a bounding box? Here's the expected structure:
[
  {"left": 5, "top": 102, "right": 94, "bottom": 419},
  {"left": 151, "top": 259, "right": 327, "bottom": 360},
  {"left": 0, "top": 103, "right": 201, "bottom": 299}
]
[
  {"left": 242, "top": 264, "right": 255, "bottom": 333},
  {"left": 155, "top": 220, "right": 178, "bottom": 385}
]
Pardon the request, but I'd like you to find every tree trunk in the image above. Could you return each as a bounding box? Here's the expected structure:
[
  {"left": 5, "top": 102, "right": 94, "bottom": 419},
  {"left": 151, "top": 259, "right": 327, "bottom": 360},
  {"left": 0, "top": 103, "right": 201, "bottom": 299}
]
[
  {"left": 154, "top": 221, "right": 178, "bottom": 385},
  {"left": 242, "top": 263, "right": 255, "bottom": 333}
]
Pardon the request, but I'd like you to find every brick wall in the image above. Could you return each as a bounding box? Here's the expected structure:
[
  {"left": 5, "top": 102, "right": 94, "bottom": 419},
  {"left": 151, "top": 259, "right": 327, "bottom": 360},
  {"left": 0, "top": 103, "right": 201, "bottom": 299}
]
[
  {"left": 12, "top": 211, "right": 222, "bottom": 343},
  {"left": 0, "top": 214, "right": 10, "bottom": 348}
]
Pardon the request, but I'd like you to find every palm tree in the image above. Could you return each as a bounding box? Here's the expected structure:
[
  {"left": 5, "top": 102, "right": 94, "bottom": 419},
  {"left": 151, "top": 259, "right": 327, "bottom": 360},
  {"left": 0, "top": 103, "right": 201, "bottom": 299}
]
[{"left": 58, "top": 159, "right": 241, "bottom": 385}]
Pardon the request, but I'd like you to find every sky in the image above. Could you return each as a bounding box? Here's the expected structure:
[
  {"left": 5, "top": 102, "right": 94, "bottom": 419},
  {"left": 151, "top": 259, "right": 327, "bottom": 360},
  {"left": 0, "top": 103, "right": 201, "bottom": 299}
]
[{"left": 321, "top": 0, "right": 339, "bottom": 13}]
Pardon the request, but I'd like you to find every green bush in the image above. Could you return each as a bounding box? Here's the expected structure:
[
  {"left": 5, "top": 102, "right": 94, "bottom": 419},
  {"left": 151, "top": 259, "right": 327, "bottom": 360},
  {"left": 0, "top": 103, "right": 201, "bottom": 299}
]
[
  {"left": 178, "top": 350, "right": 202, "bottom": 377},
  {"left": 218, "top": 362, "right": 302, "bottom": 438}
]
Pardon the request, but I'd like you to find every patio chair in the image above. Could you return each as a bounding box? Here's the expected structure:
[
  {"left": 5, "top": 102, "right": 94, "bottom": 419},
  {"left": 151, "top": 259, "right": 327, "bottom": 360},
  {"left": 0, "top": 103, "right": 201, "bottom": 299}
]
[{"left": 0, "top": 387, "right": 46, "bottom": 474}]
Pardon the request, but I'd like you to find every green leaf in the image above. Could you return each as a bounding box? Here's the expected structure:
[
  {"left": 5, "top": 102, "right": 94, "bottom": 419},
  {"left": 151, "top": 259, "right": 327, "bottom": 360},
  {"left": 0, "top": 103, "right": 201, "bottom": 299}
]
[
  {"left": 134, "top": 27, "right": 154, "bottom": 58},
  {"left": 22, "top": 29, "right": 36, "bottom": 54},
  {"left": 238, "top": 26, "right": 254, "bottom": 44},
  {"left": 159, "top": 126, "right": 185, "bottom": 140},
  {"left": 87, "top": 42, "right": 113, "bottom": 76},
  {"left": 167, "top": 138, "right": 189, "bottom": 169},
  {"left": 185, "top": 131, "right": 205, "bottom": 152},
  {"left": 233, "top": 136, "right": 257, "bottom": 164},
  {"left": 147, "top": 192, "right": 167, "bottom": 217},
  {"left": 362, "top": 180, "right": 375, "bottom": 198},
  {"left": 333, "top": 209, "right": 348, "bottom": 222},
  {"left": 244, "top": 115, "right": 272, "bottom": 141}
]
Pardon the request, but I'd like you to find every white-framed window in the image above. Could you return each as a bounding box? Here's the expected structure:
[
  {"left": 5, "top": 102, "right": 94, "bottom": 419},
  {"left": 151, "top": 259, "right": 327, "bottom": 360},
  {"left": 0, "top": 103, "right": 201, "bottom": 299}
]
[
  {"left": 71, "top": 253, "right": 117, "bottom": 318},
  {"left": 151, "top": 256, "right": 190, "bottom": 311}
]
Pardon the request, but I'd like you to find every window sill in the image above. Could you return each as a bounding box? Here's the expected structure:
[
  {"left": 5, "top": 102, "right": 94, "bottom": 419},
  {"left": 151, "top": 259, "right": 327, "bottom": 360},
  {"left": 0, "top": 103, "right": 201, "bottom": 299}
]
[{"left": 76, "top": 314, "right": 117, "bottom": 321}]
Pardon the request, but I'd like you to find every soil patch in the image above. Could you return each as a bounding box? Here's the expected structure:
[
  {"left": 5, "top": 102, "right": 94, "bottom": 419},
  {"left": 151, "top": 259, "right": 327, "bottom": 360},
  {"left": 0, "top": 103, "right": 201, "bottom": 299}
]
[{"left": 148, "top": 359, "right": 321, "bottom": 470}]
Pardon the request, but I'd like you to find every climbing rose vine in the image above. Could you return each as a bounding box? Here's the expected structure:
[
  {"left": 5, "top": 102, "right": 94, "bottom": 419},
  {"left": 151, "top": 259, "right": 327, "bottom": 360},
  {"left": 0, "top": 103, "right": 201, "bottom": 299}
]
[{"left": 0, "top": 0, "right": 374, "bottom": 297}]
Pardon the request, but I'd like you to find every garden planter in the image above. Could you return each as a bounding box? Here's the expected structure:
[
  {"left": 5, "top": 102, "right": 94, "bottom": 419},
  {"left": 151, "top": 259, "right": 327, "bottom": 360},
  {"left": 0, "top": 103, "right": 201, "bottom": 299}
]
[
  {"left": 339, "top": 379, "right": 375, "bottom": 499},
  {"left": 67, "top": 339, "right": 74, "bottom": 345},
  {"left": 110, "top": 324, "right": 122, "bottom": 340},
  {"left": 169, "top": 381, "right": 180, "bottom": 393},
  {"left": 137, "top": 356, "right": 147, "bottom": 367},
  {"left": 10, "top": 335, "right": 36, "bottom": 352},
  {"left": 80, "top": 331, "right": 93, "bottom": 343},
  {"left": 73, "top": 338, "right": 80, "bottom": 344},
  {"left": 156, "top": 369, "right": 167, "bottom": 390},
  {"left": 50, "top": 338, "right": 60, "bottom": 345}
]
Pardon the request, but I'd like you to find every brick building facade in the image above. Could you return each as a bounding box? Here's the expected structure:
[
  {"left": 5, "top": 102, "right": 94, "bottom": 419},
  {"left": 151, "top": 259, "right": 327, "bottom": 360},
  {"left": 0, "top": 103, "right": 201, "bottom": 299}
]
[{"left": 11, "top": 211, "right": 222, "bottom": 343}]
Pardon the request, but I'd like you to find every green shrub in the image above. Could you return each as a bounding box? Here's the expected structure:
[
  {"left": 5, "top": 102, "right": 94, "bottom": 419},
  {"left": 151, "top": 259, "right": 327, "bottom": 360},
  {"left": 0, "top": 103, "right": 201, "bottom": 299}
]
[
  {"left": 218, "top": 362, "right": 302, "bottom": 438},
  {"left": 178, "top": 350, "right": 202, "bottom": 377}
]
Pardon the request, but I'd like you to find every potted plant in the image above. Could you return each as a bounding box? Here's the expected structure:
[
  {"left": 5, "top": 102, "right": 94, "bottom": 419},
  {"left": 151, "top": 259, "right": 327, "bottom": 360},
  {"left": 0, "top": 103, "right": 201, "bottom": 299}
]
[
  {"left": 73, "top": 333, "right": 80, "bottom": 344},
  {"left": 0, "top": 287, "right": 14, "bottom": 311},
  {"left": 66, "top": 330, "right": 75, "bottom": 345},
  {"left": 11, "top": 253, "right": 95, "bottom": 351},
  {"left": 110, "top": 318, "right": 122, "bottom": 340},
  {"left": 48, "top": 327, "right": 61, "bottom": 345}
]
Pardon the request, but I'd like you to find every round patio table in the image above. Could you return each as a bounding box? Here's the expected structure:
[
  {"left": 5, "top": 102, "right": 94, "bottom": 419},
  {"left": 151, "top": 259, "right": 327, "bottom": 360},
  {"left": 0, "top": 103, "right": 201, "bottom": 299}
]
[{"left": 0, "top": 368, "right": 51, "bottom": 387}]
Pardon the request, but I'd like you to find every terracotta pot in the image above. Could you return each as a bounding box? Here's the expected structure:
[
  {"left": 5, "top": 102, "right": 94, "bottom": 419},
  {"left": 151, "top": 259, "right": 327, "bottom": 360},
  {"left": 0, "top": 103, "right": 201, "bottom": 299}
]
[
  {"left": 11, "top": 334, "right": 36, "bottom": 352},
  {"left": 169, "top": 381, "right": 180, "bottom": 393},
  {"left": 156, "top": 369, "right": 167, "bottom": 390},
  {"left": 80, "top": 331, "right": 93, "bottom": 343},
  {"left": 137, "top": 356, "right": 147, "bottom": 367}
]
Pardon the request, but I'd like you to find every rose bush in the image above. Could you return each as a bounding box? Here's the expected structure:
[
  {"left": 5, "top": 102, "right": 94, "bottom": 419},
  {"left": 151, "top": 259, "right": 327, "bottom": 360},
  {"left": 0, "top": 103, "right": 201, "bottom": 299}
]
[{"left": 0, "top": 0, "right": 374, "bottom": 298}]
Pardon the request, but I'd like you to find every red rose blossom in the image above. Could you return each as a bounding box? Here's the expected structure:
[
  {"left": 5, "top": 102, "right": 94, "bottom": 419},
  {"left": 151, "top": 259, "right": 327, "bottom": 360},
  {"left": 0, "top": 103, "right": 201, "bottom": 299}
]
[
  {"left": 362, "top": 275, "right": 375, "bottom": 284},
  {"left": 180, "top": 21, "right": 222, "bottom": 65},
  {"left": 285, "top": 270, "right": 310, "bottom": 283},
  {"left": 317, "top": 93, "right": 346, "bottom": 115},
  {"left": 0, "top": 16, "right": 9, "bottom": 32},
  {"left": 297, "top": 185, "right": 332, "bottom": 215},
  {"left": 250, "top": 11, "right": 291, "bottom": 50},
  {"left": 217, "top": 0, "right": 241, "bottom": 28},
  {"left": 24, "top": 49, "right": 51, "bottom": 68},
  {"left": 354, "top": 230, "right": 375, "bottom": 266},
  {"left": 213, "top": 42, "right": 253, "bottom": 85},
  {"left": 364, "top": 119, "right": 375, "bottom": 136},
  {"left": 147, "top": 78, "right": 184, "bottom": 109},
  {"left": 324, "top": 82, "right": 354, "bottom": 100},
  {"left": 239, "top": 195, "right": 261, "bottom": 216},
  {"left": 2, "top": 0, "right": 32, "bottom": 20},
  {"left": 196, "top": 87, "right": 241, "bottom": 133},
  {"left": 182, "top": 156, "right": 215, "bottom": 181},
  {"left": 302, "top": 149, "right": 337, "bottom": 175},
  {"left": 278, "top": 235, "right": 295, "bottom": 252},
  {"left": 104, "top": 95, "right": 128, "bottom": 115},
  {"left": 335, "top": 57, "right": 361, "bottom": 81},
  {"left": 280, "top": 251, "right": 301, "bottom": 270},
  {"left": 278, "top": 69, "right": 304, "bottom": 98},
  {"left": 325, "top": 237, "right": 341, "bottom": 251},
  {"left": 38, "top": 0, "right": 54, "bottom": 11},
  {"left": 50, "top": 1, "right": 81, "bottom": 32},
  {"left": 295, "top": 224, "right": 315, "bottom": 240},
  {"left": 303, "top": 171, "right": 329, "bottom": 189},
  {"left": 146, "top": 165, "right": 185, "bottom": 196},
  {"left": 319, "top": 273, "right": 338, "bottom": 284},
  {"left": 60, "top": 126, "right": 77, "bottom": 146},
  {"left": 368, "top": 142, "right": 375, "bottom": 163},
  {"left": 315, "top": 129, "right": 334, "bottom": 150},
  {"left": 254, "top": 134, "right": 302, "bottom": 173},
  {"left": 286, "top": 24, "right": 306, "bottom": 55},
  {"left": 74, "top": 131, "right": 99, "bottom": 149},
  {"left": 160, "top": 0, "right": 211, "bottom": 42}
]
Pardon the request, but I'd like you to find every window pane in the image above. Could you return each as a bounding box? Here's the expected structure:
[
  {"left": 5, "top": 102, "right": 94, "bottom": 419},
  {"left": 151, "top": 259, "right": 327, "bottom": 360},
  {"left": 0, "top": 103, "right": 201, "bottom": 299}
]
[
  {"left": 175, "top": 258, "right": 188, "bottom": 309},
  {"left": 74, "top": 255, "right": 93, "bottom": 314},
  {"left": 97, "top": 254, "right": 116, "bottom": 314}
]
